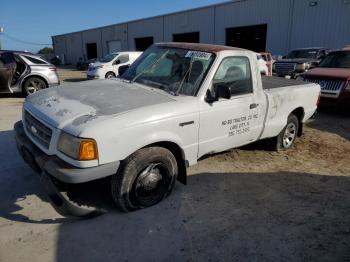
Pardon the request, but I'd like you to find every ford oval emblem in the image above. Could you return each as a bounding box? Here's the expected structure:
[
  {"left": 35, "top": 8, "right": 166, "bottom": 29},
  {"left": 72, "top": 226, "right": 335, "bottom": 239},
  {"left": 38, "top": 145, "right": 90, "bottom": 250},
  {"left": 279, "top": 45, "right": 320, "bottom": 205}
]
[{"left": 31, "top": 125, "right": 37, "bottom": 134}]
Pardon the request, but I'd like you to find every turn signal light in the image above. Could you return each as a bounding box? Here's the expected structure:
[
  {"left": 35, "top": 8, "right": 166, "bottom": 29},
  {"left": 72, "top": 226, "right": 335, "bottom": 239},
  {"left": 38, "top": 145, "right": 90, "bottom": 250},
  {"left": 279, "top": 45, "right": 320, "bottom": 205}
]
[{"left": 78, "top": 139, "right": 98, "bottom": 161}]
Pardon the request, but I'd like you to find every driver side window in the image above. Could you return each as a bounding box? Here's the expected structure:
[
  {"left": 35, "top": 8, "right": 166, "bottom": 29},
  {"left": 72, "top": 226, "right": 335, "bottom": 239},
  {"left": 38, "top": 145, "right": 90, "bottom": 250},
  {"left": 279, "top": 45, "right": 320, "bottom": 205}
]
[
  {"left": 115, "top": 54, "right": 129, "bottom": 65},
  {"left": 213, "top": 56, "right": 253, "bottom": 96}
]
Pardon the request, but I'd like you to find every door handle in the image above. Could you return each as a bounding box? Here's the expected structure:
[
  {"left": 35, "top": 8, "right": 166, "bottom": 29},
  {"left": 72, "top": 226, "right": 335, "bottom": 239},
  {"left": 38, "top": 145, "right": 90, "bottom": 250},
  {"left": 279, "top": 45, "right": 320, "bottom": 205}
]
[
  {"left": 250, "top": 103, "right": 259, "bottom": 109},
  {"left": 179, "top": 121, "right": 194, "bottom": 127}
]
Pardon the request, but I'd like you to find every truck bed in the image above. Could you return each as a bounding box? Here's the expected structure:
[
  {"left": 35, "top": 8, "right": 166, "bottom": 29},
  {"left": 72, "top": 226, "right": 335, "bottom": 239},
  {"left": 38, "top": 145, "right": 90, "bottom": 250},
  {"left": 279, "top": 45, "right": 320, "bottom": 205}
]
[{"left": 261, "top": 76, "right": 306, "bottom": 89}]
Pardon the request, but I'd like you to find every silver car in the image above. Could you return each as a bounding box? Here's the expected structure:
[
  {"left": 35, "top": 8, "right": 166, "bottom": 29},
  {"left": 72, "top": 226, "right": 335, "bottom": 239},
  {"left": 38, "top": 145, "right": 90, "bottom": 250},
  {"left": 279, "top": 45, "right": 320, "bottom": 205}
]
[{"left": 0, "top": 51, "right": 60, "bottom": 96}]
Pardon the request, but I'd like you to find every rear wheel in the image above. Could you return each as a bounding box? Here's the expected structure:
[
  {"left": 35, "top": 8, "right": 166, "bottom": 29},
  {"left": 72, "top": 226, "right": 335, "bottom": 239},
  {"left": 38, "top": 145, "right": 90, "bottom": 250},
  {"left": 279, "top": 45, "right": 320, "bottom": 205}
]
[
  {"left": 22, "top": 77, "right": 47, "bottom": 96},
  {"left": 275, "top": 114, "right": 299, "bottom": 151},
  {"left": 111, "top": 147, "right": 178, "bottom": 212},
  {"left": 105, "top": 72, "right": 116, "bottom": 79}
]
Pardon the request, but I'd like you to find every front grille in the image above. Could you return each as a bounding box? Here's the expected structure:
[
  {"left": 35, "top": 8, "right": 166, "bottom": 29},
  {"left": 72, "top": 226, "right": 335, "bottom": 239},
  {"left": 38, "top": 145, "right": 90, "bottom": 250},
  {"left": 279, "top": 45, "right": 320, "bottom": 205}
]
[
  {"left": 306, "top": 79, "right": 345, "bottom": 97},
  {"left": 274, "top": 63, "right": 296, "bottom": 74},
  {"left": 24, "top": 111, "right": 52, "bottom": 149}
]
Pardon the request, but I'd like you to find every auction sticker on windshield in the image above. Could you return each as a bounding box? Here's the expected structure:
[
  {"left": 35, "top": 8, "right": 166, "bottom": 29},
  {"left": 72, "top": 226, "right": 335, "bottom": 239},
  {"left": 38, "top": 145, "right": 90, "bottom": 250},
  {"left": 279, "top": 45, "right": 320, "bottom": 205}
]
[{"left": 185, "top": 51, "right": 212, "bottom": 60}]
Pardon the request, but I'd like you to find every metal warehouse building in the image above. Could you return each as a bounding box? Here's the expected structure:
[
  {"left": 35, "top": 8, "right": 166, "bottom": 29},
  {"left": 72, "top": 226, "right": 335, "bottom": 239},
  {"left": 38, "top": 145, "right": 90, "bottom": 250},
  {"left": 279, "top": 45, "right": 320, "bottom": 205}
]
[{"left": 52, "top": 0, "right": 350, "bottom": 65}]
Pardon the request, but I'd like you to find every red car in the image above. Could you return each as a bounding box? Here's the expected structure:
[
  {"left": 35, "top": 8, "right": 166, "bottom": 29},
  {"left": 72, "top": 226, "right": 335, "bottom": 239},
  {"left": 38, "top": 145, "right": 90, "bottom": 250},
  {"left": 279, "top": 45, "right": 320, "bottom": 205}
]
[{"left": 303, "top": 47, "right": 350, "bottom": 109}]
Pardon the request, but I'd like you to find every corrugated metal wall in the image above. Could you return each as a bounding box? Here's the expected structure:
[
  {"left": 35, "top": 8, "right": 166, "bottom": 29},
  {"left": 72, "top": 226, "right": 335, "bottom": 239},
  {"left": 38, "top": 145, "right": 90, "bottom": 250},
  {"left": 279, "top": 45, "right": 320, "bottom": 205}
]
[
  {"left": 52, "top": 0, "right": 350, "bottom": 65},
  {"left": 128, "top": 17, "right": 164, "bottom": 50},
  {"left": 101, "top": 24, "right": 128, "bottom": 56},
  {"left": 290, "top": 0, "right": 350, "bottom": 50},
  {"left": 214, "top": 0, "right": 293, "bottom": 55},
  {"left": 164, "top": 7, "right": 215, "bottom": 43}
]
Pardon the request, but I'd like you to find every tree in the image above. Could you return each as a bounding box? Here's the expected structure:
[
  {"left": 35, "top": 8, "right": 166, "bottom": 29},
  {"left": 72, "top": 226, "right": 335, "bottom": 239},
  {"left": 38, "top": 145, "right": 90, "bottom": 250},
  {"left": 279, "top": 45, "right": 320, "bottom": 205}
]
[{"left": 38, "top": 47, "right": 53, "bottom": 54}]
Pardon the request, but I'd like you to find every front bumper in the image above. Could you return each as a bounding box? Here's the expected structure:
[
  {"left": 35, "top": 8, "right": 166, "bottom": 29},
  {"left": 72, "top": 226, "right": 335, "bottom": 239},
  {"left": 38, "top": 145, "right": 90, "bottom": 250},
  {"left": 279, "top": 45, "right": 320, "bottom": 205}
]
[
  {"left": 14, "top": 121, "right": 119, "bottom": 183},
  {"left": 320, "top": 91, "right": 350, "bottom": 109},
  {"left": 86, "top": 70, "right": 100, "bottom": 79},
  {"left": 14, "top": 121, "right": 118, "bottom": 217}
]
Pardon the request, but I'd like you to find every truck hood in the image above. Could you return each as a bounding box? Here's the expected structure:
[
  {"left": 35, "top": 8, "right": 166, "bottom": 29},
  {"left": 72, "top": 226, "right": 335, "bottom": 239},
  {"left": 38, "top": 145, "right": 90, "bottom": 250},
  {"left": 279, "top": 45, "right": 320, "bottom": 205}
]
[
  {"left": 304, "top": 68, "right": 350, "bottom": 80},
  {"left": 24, "top": 79, "right": 175, "bottom": 132},
  {"left": 276, "top": 58, "right": 318, "bottom": 64}
]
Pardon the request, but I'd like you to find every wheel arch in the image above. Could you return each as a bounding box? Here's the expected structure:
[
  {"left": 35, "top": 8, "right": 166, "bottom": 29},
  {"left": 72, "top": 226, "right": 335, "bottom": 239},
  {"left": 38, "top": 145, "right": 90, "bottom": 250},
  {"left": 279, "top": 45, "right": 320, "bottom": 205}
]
[
  {"left": 290, "top": 107, "right": 305, "bottom": 136},
  {"left": 21, "top": 74, "right": 49, "bottom": 90},
  {"left": 142, "top": 141, "right": 188, "bottom": 185},
  {"left": 105, "top": 71, "right": 116, "bottom": 78}
]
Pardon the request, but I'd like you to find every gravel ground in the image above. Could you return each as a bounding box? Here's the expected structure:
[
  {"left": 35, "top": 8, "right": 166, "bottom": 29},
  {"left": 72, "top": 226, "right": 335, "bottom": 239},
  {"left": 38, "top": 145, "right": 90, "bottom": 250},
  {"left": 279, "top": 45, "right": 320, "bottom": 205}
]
[{"left": 0, "top": 69, "right": 349, "bottom": 262}]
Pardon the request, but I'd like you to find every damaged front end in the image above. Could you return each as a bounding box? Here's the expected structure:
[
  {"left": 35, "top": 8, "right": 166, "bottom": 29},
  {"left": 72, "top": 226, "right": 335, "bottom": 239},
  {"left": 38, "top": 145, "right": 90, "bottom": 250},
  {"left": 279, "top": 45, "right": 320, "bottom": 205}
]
[{"left": 14, "top": 121, "right": 106, "bottom": 218}]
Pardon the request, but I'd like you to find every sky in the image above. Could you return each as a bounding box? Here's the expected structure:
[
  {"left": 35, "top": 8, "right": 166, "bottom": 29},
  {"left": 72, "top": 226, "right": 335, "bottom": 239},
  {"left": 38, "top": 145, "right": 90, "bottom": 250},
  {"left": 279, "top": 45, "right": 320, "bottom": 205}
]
[{"left": 0, "top": 0, "right": 225, "bottom": 53}]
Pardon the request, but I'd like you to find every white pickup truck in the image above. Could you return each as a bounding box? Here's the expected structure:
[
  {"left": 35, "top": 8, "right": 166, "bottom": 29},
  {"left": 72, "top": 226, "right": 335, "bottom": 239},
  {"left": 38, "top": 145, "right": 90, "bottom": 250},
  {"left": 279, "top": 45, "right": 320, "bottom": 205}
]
[{"left": 15, "top": 43, "right": 320, "bottom": 216}]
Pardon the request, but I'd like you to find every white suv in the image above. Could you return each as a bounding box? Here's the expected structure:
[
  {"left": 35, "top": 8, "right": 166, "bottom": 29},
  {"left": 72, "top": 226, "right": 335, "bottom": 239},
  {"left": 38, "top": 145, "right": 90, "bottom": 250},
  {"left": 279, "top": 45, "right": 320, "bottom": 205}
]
[{"left": 87, "top": 51, "right": 142, "bottom": 79}]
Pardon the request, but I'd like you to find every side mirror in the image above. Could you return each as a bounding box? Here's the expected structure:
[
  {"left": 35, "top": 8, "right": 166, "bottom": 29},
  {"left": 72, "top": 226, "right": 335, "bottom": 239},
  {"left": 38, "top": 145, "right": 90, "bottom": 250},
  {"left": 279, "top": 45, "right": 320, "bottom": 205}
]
[
  {"left": 118, "top": 65, "right": 130, "bottom": 76},
  {"left": 215, "top": 84, "right": 231, "bottom": 100},
  {"left": 282, "top": 56, "right": 286, "bottom": 59},
  {"left": 114, "top": 60, "right": 121, "bottom": 65},
  {"left": 205, "top": 84, "right": 231, "bottom": 103}
]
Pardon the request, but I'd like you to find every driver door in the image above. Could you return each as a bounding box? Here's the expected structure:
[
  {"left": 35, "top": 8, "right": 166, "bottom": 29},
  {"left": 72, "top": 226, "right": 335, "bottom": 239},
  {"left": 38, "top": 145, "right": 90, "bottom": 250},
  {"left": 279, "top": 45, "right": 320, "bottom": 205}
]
[
  {"left": 0, "top": 53, "right": 16, "bottom": 93},
  {"left": 198, "top": 56, "right": 261, "bottom": 158}
]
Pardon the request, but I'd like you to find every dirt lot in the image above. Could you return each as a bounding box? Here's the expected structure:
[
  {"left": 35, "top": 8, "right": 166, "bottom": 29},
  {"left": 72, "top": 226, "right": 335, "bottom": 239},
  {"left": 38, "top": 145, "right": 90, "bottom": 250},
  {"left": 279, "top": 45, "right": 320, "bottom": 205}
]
[{"left": 0, "top": 69, "right": 349, "bottom": 262}]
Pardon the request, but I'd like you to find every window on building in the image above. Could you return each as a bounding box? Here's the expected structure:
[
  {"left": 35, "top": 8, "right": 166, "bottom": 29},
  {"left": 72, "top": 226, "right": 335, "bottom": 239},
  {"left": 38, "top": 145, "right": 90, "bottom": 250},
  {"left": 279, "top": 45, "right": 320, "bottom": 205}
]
[
  {"left": 135, "top": 37, "right": 154, "bottom": 51},
  {"left": 226, "top": 24, "right": 267, "bottom": 52},
  {"left": 173, "top": 32, "right": 200, "bottom": 43}
]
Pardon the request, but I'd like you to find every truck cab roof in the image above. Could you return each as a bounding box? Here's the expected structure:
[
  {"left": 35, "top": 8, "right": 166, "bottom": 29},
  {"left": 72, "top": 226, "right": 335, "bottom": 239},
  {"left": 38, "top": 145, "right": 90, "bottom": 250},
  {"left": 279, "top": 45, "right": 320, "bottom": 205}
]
[{"left": 156, "top": 42, "right": 247, "bottom": 54}]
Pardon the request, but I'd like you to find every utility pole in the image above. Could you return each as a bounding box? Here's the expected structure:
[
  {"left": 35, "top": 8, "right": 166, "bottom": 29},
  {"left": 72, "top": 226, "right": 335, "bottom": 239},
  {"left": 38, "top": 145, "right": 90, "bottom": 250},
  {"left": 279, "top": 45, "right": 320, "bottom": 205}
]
[{"left": 0, "top": 27, "right": 3, "bottom": 50}]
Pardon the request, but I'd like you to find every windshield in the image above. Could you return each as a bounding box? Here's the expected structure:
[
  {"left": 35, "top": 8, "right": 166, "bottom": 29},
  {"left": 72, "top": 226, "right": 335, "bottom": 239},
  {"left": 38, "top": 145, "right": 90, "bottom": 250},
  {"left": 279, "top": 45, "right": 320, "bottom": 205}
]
[
  {"left": 121, "top": 45, "right": 215, "bottom": 96},
  {"left": 99, "top": 53, "right": 118, "bottom": 63},
  {"left": 286, "top": 49, "right": 318, "bottom": 59},
  {"left": 319, "top": 51, "right": 350, "bottom": 68}
]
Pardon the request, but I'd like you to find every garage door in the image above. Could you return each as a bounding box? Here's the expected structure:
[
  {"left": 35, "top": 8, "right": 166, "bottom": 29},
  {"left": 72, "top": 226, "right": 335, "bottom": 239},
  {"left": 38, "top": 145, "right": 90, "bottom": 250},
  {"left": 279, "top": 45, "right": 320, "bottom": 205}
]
[{"left": 108, "top": 41, "right": 122, "bottom": 53}]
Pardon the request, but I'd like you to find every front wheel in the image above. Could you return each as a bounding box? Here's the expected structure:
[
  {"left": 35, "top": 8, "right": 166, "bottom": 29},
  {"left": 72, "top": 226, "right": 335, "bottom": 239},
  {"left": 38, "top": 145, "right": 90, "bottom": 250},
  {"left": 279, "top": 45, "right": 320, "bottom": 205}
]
[
  {"left": 275, "top": 114, "right": 299, "bottom": 151},
  {"left": 105, "top": 72, "right": 116, "bottom": 79},
  {"left": 111, "top": 147, "right": 178, "bottom": 212},
  {"left": 22, "top": 77, "right": 47, "bottom": 96}
]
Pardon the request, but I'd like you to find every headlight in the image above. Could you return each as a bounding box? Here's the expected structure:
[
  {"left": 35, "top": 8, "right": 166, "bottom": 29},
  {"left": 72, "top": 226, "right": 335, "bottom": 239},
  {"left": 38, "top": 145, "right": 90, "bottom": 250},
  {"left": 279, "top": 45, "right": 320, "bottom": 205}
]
[
  {"left": 295, "top": 63, "right": 306, "bottom": 71},
  {"left": 94, "top": 65, "right": 104, "bottom": 70},
  {"left": 58, "top": 132, "right": 98, "bottom": 161}
]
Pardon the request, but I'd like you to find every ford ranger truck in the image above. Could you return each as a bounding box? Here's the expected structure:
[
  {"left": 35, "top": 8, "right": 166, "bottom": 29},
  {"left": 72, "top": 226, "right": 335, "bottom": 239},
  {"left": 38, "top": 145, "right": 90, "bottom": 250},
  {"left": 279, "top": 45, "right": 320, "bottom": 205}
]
[
  {"left": 14, "top": 43, "right": 320, "bottom": 217},
  {"left": 273, "top": 47, "right": 330, "bottom": 78},
  {"left": 303, "top": 47, "right": 350, "bottom": 109}
]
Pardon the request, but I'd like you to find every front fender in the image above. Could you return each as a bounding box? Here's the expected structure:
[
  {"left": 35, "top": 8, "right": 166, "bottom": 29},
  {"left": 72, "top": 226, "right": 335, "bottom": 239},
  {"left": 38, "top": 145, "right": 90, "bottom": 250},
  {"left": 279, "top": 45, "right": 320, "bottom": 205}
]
[{"left": 86, "top": 118, "right": 199, "bottom": 166}]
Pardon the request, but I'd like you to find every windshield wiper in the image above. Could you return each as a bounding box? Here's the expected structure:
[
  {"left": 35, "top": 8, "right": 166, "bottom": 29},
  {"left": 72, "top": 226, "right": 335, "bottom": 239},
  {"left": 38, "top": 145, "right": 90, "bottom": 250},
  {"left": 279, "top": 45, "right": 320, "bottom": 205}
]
[
  {"left": 174, "top": 56, "right": 194, "bottom": 96},
  {"left": 130, "top": 50, "right": 170, "bottom": 83}
]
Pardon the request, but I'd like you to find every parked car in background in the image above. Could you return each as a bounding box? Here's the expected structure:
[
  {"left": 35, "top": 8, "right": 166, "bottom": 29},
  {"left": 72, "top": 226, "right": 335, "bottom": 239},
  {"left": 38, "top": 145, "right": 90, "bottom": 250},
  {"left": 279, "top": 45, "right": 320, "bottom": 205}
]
[
  {"left": 303, "top": 47, "right": 350, "bottom": 108},
  {"left": 0, "top": 50, "right": 60, "bottom": 96},
  {"left": 273, "top": 47, "right": 330, "bottom": 78},
  {"left": 15, "top": 42, "right": 320, "bottom": 216},
  {"left": 260, "top": 52, "right": 274, "bottom": 76},
  {"left": 87, "top": 51, "right": 142, "bottom": 79},
  {"left": 76, "top": 58, "right": 97, "bottom": 71}
]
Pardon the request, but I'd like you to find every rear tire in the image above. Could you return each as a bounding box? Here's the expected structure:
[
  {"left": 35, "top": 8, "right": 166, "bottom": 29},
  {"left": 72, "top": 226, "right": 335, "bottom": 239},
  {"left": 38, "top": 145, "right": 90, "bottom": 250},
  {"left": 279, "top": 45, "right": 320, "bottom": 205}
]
[
  {"left": 22, "top": 77, "right": 47, "bottom": 96},
  {"left": 275, "top": 114, "right": 299, "bottom": 151},
  {"left": 105, "top": 72, "right": 116, "bottom": 79},
  {"left": 111, "top": 147, "right": 178, "bottom": 212}
]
